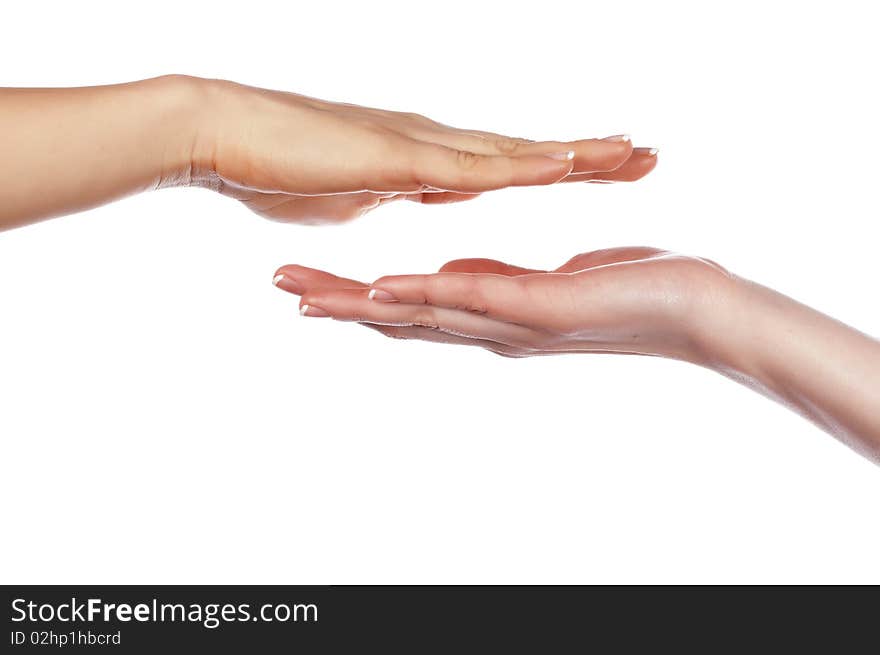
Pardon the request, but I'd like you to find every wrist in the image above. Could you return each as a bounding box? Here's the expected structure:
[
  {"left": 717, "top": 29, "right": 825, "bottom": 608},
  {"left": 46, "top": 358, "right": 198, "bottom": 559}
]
[
  {"left": 136, "top": 75, "right": 217, "bottom": 189},
  {"left": 689, "top": 275, "right": 778, "bottom": 382}
]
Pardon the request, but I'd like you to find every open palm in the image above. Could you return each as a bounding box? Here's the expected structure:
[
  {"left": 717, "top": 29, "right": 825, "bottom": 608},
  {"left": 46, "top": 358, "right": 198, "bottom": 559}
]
[{"left": 273, "top": 247, "right": 735, "bottom": 361}]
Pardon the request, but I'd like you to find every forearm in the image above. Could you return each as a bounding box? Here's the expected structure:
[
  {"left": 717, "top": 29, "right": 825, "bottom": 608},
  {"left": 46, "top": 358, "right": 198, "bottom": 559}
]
[
  {"left": 706, "top": 278, "right": 880, "bottom": 462},
  {"left": 0, "top": 75, "right": 202, "bottom": 229}
]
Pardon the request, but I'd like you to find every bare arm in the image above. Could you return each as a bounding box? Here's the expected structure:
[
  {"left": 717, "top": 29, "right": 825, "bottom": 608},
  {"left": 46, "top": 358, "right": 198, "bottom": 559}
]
[
  {"left": 0, "top": 76, "right": 196, "bottom": 229},
  {"left": 714, "top": 279, "right": 880, "bottom": 460}
]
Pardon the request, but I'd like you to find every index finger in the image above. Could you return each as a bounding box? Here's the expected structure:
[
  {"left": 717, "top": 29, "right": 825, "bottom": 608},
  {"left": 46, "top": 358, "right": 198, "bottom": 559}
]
[{"left": 408, "top": 141, "right": 575, "bottom": 193}]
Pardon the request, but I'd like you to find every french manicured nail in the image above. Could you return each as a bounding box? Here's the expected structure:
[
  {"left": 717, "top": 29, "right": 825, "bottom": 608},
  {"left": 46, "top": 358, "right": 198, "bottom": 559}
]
[
  {"left": 368, "top": 288, "right": 398, "bottom": 303},
  {"left": 545, "top": 150, "right": 575, "bottom": 161},
  {"left": 273, "top": 273, "right": 305, "bottom": 295},
  {"left": 601, "top": 134, "right": 631, "bottom": 143},
  {"left": 634, "top": 147, "right": 659, "bottom": 156},
  {"left": 300, "top": 304, "right": 330, "bottom": 318}
]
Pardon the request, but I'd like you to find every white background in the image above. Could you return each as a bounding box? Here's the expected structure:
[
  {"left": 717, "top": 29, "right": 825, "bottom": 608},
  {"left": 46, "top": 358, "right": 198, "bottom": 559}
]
[{"left": 1, "top": 1, "right": 878, "bottom": 584}]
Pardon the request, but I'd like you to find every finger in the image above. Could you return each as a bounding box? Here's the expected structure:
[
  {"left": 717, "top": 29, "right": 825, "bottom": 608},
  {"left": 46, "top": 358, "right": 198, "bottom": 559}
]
[
  {"left": 408, "top": 141, "right": 574, "bottom": 193},
  {"left": 439, "top": 258, "right": 543, "bottom": 276},
  {"left": 563, "top": 148, "right": 658, "bottom": 183},
  {"left": 299, "top": 287, "right": 541, "bottom": 348},
  {"left": 360, "top": 323, "right": 531, "bottom": 358},
  {"left": 404, "top": 191, "right": 482, "bottom": 205},
  {"left": 555, "top": 247, "right": 668, "bottom": 273},
  {"left": 273, "top": 264, "right": 367, "bottom": 296},
  {"left": 367, "top": 272, "right": 537, "bottom": 325},
  {"left": 412, "top": 131, "right": 633, "bottom": 174}
]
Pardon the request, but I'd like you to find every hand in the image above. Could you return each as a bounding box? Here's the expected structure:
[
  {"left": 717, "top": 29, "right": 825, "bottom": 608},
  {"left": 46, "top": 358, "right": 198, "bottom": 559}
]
[
  {"left": 272, "top": 247, "right": 732, "bottom": 361},
  {"left": 191, "top": 79, "right": 657, "bottom": 224},
  {"left": 273, "top": 249, "right": 880, "bottom": 462}
]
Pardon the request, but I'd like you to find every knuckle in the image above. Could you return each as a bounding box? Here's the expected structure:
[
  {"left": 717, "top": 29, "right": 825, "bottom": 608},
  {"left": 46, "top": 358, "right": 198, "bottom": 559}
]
[
  {"left": 493, "top": 137, "right": 521, "bottom": 155},
  {"left": 455, "top": 149, "right": 482, "bottom": 170}
]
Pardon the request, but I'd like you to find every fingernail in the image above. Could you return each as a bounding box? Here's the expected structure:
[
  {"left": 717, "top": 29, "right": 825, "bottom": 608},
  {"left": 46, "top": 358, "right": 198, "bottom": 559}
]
[
  {"left": 634, "top": 147, "right": 659, "bottom": 156},
  {"left": 545, "top": 150, "right": 575, "bottom": 161},
  {"left": 368, "top": 288, "right": 398, "bottom": 303},
  {"left": 601, "top": 134, "right": 631, "bottom": 143},
  {"left": 300, "top": 304, "right": 330, "bottom": 317},
  {"left": 273, "top": 273, "right": 305, "bottom": 294}
]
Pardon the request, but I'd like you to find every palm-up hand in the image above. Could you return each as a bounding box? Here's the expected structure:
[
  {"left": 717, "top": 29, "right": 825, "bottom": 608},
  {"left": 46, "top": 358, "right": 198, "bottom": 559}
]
[
  {"left": 193, "top": 80, "right": 657, "bottom": 224},
  {"left": 272, "top": 248, "right": 734, "bottom": 362}
]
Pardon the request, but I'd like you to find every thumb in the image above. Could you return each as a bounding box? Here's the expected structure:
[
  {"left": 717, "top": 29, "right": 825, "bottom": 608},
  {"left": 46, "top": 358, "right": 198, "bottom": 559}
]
[{"left": 440, "top": 258, "right": 543, "bottom": 275}]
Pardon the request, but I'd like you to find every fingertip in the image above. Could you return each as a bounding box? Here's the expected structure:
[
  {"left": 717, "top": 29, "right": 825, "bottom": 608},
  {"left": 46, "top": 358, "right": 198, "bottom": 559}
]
[
  {"left": 367, "top": 288, "right": 397, "bottom": 302},
  {"left": 298, "top": 289, "right": 333, "bottom": 316},
  {"left": 369, "top": 274, "right": 428, "bottom": 304},
  {"left": 630, "top": 147, "right": 659, "bottom": 178},
  {"left": 273, "top": 264, "right": 293, "bottom": 281},
  {"left": 273, "top": 265, "right": 307, "bottom": 295},
  {"left": 298, "top": 302, "right": 331, "bottom": 318},
  {"left": 564, "top": 145, "right": 659, "bottom": 183},
  {"left": 275, "top": 263, "right": 314, "bottom": 278}
]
